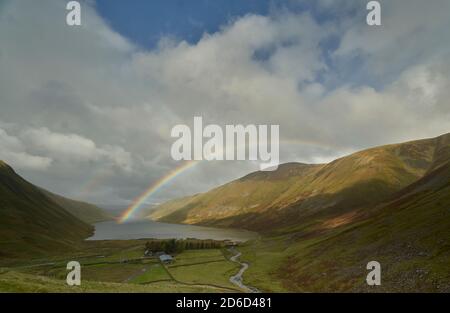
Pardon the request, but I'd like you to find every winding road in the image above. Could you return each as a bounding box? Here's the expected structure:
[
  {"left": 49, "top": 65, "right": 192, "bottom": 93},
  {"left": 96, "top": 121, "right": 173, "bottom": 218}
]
[{"left": 228, "top": 248, "right": 260, "bottom": 293}]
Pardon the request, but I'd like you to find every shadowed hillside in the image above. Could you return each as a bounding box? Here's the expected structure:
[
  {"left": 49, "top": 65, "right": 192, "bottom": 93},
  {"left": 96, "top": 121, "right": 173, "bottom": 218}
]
[
  {"left": 0, "top": 161, "right": 94, "bottom": 259},
  {"left": 240, "top": 160, "right": 450, "bottom": 292}
]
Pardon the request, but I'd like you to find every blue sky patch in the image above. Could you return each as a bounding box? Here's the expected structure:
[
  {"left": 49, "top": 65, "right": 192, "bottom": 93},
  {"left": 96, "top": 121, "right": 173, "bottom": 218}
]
[{"left": 95, "top": 0, "right": 275, "bottom": 49}]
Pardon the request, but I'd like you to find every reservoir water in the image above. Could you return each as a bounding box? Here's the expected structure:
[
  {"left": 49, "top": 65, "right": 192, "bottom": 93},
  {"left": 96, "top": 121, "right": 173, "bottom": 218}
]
[{"left": 88, "top": 220, "right": 258, "bottom": 242}]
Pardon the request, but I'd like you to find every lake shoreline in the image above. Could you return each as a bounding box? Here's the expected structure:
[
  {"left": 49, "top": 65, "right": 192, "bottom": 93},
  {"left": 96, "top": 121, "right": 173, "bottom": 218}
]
[{"left": 87, "top": 220, "right": 258, "bottom": 242}]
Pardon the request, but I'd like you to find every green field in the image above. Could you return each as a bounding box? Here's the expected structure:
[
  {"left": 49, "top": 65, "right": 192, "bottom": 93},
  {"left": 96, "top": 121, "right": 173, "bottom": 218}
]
[
  {"left": 0, "top": 240, "right": 244, "bottom": 293},
  {"left": 130, "top": 264, "right": 171, "bottom": 283},
  {"left": 167, "top": 250, "right": 241, "bottom": 290}
]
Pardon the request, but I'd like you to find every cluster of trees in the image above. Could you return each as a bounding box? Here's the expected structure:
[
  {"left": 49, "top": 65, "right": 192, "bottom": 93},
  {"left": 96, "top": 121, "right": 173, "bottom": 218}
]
[{"left": 144, "top": 239, "right": 225, "bottom": 254}]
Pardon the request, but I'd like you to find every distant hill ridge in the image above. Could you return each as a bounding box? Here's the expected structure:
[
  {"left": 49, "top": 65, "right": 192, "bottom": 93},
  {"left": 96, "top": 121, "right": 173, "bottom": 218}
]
[{"left": 40, "top": 189, "right": 112, "bottom": 224}]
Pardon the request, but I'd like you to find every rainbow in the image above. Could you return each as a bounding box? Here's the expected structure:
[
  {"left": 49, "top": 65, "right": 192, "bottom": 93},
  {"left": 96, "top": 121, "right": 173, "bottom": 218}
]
[{"left": 118, "top": 160, "right": 199, "bottom": 223}]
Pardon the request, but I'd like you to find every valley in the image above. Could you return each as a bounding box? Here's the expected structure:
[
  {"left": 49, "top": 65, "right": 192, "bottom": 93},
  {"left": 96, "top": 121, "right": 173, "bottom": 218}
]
[{"left": 1, "top": 133, "right": 450, "bottom": 292}]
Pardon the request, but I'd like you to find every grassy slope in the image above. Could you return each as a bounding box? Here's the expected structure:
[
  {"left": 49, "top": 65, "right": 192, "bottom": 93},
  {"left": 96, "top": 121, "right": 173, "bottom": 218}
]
[
  {"left": 166, "top": 249, "right": 241, "bottom": 290},
  {"left": 150, "top": 134, "right": 448, "bottom": 231},
  {"left": 0, "top": 161, "right": 93, "bottom": 259},
  {"left": 41, "top": 189, "right": 112, "bottom": 224},
  {"left": 240, "top": 161, "right": 450, "bottom": 292}
]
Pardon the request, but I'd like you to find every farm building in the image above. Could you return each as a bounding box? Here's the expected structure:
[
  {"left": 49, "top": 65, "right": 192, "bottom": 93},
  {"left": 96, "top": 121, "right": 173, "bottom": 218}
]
[{"left": 159, "top": 254, "right": 173, "bottom": 264}]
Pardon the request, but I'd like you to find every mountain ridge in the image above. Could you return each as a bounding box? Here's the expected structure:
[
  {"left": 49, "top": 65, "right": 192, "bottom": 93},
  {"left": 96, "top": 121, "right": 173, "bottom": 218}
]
[{"left": 149, "top": 133, "right": 450, "bottom": 232}]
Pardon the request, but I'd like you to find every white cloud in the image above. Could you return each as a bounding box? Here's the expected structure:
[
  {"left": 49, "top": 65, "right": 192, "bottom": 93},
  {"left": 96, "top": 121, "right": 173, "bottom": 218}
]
[
  {"left": 22, "top": 127, "right": 133, "bottom": 171},
  {"left": 0, "top": 128, "right": 52, "bottom": 170},
  {"left": 23, "top": 128, "right": 101, "bottom": 161}
]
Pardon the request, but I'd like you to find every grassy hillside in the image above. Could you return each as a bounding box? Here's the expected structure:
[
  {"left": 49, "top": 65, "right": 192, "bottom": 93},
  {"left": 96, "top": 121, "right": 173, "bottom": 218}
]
[
  {"left": 239, "top": 160, "right": 450, "bottom": 292},
  {"left": 150, "top": 133, "right": 450, "bottom": 231},
  {"left": 41, "top": 189, "right": 112, "bottom": 224},
  {"left": 0, "top": 161, "right": 93, "bottom": 259}
]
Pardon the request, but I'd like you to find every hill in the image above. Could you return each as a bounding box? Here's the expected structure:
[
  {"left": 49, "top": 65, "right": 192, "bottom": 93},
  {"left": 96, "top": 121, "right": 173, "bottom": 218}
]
[
  {"left": 41, "top": 189, "right": 112, "bottom": 224},
  {"left": 0, "top": 161, "right": 93, "bottom": 259},
  {"left": 239, "top": 159, "right": 450, "bottom": 292},
  {"left": 150, "top": 133, "right": 450, "bottom": 232}
]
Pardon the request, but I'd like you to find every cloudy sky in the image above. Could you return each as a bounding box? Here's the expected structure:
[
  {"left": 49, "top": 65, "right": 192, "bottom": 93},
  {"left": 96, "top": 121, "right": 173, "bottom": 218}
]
[{"left": 1, "top": 0, "right": 450, "bottom": 209}]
